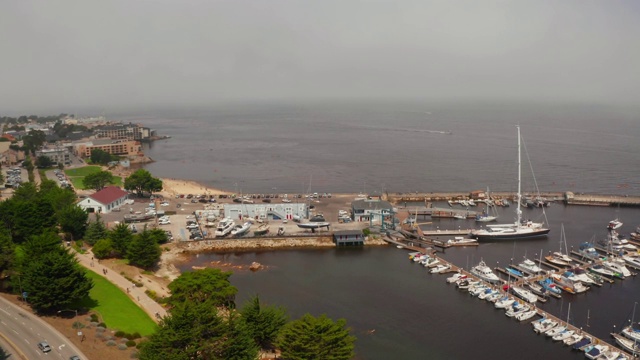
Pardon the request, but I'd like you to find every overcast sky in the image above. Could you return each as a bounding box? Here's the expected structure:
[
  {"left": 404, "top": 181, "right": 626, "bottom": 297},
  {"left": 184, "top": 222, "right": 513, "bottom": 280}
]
[{"left": 1, "top": 0, "right": 639, "bottom": 113}]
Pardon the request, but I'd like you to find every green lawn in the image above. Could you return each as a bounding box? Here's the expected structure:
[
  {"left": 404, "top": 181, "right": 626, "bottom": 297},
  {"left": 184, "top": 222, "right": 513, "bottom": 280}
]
[
  {"left": 64, "top": 166, "right": 123, "bottom": 190},
  {"left": 78, "top": 270, "right": 158, "bottom": 336}
]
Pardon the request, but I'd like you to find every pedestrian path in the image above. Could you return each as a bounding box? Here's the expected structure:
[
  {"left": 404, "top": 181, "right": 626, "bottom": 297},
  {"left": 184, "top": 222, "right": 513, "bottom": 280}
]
[{"left": 73, "top": 249, "right": 168, "bottom": 322}]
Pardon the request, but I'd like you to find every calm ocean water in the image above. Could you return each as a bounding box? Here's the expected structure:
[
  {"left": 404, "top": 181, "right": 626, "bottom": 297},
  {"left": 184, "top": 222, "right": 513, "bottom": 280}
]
[
  {"left": 115, "top": 102, "right": 640, "bottom": 359},
  {"left": 119, "top": 101, "right": 640, "bottom": 195}
]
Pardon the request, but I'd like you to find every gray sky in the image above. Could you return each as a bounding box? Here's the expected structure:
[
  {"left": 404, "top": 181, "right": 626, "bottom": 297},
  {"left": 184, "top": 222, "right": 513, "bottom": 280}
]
[{"left": 1, "top": 0, "right": 639, "bottom": 113}]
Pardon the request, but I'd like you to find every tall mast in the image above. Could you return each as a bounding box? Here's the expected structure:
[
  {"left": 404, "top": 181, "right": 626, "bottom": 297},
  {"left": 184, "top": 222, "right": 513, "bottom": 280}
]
[{"left": 517, "top": 126, "right": 522, "bottom": 227}]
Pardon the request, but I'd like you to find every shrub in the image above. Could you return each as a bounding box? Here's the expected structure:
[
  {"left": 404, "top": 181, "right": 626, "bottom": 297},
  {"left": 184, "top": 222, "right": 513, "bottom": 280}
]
[
  {"left": 72, "top": 321, "right": 85, "bottom": 329},
  {"left": 106, "top": 340, "right": 117, "bottom": 346},
  {"left": 362, "top": 228, "right": 371, "bottom": 236},
  {"left": 96, "top": 326, "right": 106, "bottom": 333},
  {"left": 115, "top": 330, "right": 125, "bottom": 338},
  {"left": 98, "top": 322, "right": 107, "bottom": 328},
  {"left": 132, "top": 332, "right": 141, "bottom": 340},
  {"left": 126, "top": 340, "right": 137, "bottom": 347},
  {"left": 90, "top": 314, "right": 99, "bottom": 322},
  {"left": 95, "top": 333, "right": 104, "bottom": 340}
]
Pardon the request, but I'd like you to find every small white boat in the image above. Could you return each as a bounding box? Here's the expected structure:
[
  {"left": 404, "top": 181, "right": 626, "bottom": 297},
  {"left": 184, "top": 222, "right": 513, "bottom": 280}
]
[
  {"left": 505, "top": 302, "right": 529, "bottom": 318},
  {"left": 477, "top": 288, "right": 498, "bottom": 300},
  {"left": 562, "top": 333, "right": 584, "bottom": 346},
  {"left": 214, "top": 217, "right": 236, "bottom": 237},
  {"left": 495, "top": 296, "right": 515, "bottom": 309},
  {"left": 446, "top": 237, "right": 478, "bottom": 246},
  {"left": 552, "top": 329, "right": 574, "bottom": 342},
  {"left": 429, "top": 264, "right": 450, "bottom": 274},
  {"left": 515, "top": 309, "right": 538, "bottom": 322},
  {"left": 612, "top": 332, "right": 640, "bottom": 355},
  {"left": 603, "top": 257, "right": 631, "bottom": 278},
  {"left": 446, "top": 272, "right": 466, "bottom": 284},
  {"left": 609, "top": 218, "right": 623, "bottom": 230},
  {"left": 533, "top": 318, "right": 557, "bottom": 334},
  {"left": 545, "top": 324, "right": 567, "bottom": 337},
  {"left": 423, "top": 257, "right": 440, "bottom": 268},
  {"left": 453, "top": 213, "right": 467, "bottom": 220},
  {"left": 486, "top": 292, "right": 502, "bottom": 303},
  {"left": 584, "top": 345, "right": 608, "bottom": 360},
  {"left": 510, "top": 285, "right": 538, "bottom": 304}
]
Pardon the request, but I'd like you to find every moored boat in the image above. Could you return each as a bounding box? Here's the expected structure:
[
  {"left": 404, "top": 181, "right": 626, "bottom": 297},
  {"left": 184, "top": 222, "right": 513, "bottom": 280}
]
[
  {"left": 612, "top": 332, "right": 640, "bottom": 355},
  {"left": 538, "top": 278, "right": 562, "bottom": 295},
  {"left": 518, "top": 258, "right": 544, "bottom": 274},
  {"left": 231, "top": 221, "right": 252, "bottom": 237},
  {"left": 253, "top": 223, "right": 270, "bottom": 236},
  {"left": 533, "top": 318, "right": 557, "bottom": 334},
  {"left": 551, "top": 273, "right": 589, "bottom": 294},
  {"left": 509, "top": 285, "right": 538, "bottom": 304},
  {"left": 515, "top": 309, "right": 538, "bottom": 322},
  {"left": 470, "top": 260, "right": 501, "bottom": 283}
]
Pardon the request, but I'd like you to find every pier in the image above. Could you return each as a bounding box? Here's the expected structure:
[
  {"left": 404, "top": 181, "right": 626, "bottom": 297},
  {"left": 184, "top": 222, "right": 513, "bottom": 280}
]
[{"left": 401, "top": 251, "right": 633, "bottom": 358}]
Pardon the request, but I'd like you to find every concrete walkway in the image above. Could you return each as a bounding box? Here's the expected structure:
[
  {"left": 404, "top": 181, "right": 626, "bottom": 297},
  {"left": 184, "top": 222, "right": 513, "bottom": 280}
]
[{"left": 73, "top": 249, "right": 168, "bottom": 323}]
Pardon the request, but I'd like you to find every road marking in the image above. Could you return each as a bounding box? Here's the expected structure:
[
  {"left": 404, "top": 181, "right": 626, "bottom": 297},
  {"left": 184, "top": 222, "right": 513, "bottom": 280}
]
[
  {"left": 12, "top": 329, "right": 18, "bottom": 334},
  {"left": 58, "top": 344, "right": 65, "bottom": 350},
  {"left": 0, "top": 308, "right": 10, "bottom": 315}
]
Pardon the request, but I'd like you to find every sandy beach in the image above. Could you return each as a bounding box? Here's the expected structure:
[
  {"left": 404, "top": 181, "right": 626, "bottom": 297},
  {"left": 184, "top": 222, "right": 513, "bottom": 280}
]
[{"left": 159, "top": 177, "right": 233, "bottom": 198}]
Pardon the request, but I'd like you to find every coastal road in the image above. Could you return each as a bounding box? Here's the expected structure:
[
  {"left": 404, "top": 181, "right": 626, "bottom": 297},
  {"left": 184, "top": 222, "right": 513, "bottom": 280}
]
[{"left": 0, "top": 295, "right": 87, "bottom": 359}]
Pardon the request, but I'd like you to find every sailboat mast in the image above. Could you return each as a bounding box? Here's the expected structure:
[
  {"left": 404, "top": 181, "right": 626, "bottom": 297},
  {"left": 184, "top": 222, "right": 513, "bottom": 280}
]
[{"left": 517, "top": 126, "right": 522, "bottom": 226}]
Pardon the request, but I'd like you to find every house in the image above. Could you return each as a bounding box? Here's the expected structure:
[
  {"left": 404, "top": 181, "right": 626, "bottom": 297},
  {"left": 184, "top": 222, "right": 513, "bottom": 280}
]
[
  {"left": 351, "top": 199, "right": 394, "bottom": 223},
  {"left": 77, "top": 186, "right": 130, "bottom": 214},
  {"left": 333, "top": 230, "right": 364, "bottom": 247}
]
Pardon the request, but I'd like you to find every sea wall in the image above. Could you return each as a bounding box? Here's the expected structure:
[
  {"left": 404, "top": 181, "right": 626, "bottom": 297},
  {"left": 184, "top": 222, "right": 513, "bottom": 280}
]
[{"left": 176, "top": 236, "right": 388, "bottom": 252}]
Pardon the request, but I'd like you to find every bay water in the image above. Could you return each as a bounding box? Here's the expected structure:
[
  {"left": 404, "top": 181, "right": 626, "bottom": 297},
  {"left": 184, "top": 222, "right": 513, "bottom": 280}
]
[{"left": 113, "top": 101, "right": 640, "bottom": 359}]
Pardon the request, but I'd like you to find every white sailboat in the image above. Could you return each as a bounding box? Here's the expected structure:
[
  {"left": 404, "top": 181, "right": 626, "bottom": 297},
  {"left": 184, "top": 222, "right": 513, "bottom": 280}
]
[{"left": 471, "top": 127, "right": 550, "bottom": 241}]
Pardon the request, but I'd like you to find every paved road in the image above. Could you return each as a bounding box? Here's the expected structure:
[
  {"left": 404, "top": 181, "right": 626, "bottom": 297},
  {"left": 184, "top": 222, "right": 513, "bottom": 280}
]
[{"left": 0, "top": 295, "right": 87, "bottom": 360}]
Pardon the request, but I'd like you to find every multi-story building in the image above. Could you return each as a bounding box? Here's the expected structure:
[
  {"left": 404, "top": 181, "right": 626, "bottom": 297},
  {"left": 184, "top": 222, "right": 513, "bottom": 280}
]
[
  {"left": 74, "top": 139, "right": 142, "bottom": 158},
  {"left": 94, "top": 123, "right": 152, "bottom": 141},
  {"left": 35, "top": 147, "right": 71, "bottom": 166}
]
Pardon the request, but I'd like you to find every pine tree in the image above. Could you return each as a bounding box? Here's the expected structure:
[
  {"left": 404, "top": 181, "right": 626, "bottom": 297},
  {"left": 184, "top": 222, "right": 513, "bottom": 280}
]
[
  {"left": 108, "top": 222, "right": 133, "bottom": 257},
  {"left": 167, "top": 268, "right": 237, "bottom": 308},
  {"left": 84, "top": 214, "right": 108, "bottom": 246},
  {"left": 240, "top": 295, "right": 288, "bottom": 349},
  {"left": 127, "top": 227, "right": 161, "bottom": 269},
  {"left": 277, "top": 314, "right": 355, "bottom": 360}
]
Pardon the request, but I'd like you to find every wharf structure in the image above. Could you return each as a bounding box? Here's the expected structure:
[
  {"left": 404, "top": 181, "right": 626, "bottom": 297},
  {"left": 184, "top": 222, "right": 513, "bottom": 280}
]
[{"left": 385, "top": 191, "right": 640, "bottom": 207}]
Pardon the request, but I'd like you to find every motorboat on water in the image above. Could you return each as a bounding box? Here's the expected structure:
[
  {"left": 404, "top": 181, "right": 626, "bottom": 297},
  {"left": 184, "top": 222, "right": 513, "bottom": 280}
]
[
  {"left": 505, "top": 267, "right": 524, "bottom": 278},
  {"left": 446, "top": 237, "right": 478, "bottom": 246},
  {"left": 515, "top": 309, "right": 538, "bottom": 322},
  {"left": 453, "top": 213, "right": 467, "bottom": 220},
  {"left": 545, "top": 324, "right": 567, "bottom": 337},
  {"left": 538, "top": 278, "right": 562, "bottom": 295},
  {"left": 518, "top": 258, "right": 544, "bottom": 274},
  {"left": 422, "top": 256, "right": 440, "bottom": 268},
  {"left": 446, "top": 272, "right": 466, "bottom": 284},
  {"left": 603, "top": 257, "right": 631, "bottom": 278},
  {"left": 623, "top": 254, "right": 640, "bottom": 269},
  {"left": 572, "top": 336, "right": 593, "bottom": 351},
  {"left": 565, "top": 269, "right": 599, "bottom": 286},
  {"left": 563, "top": 333, "right": 584, "bottom": 346},
  {"left": 509, "top": 285, "right": 538, "bottom": 303},
  {"left": 475, "top": 210, "right": 497, "bottom": 222},
  {"left": 589, "top": 264, "right": 620, "bottom": 279},
  {"left": 470, "top": 127, "right": 550, "bottom": 241},
  {"left": 551, "top": 273, "right": 589, "bottom": 294},
  {"left": 429, "top": 264, "right": 451, "bottom": 274},
  {"left": 494, "top": 296, "right": 516, "bottom": 309},
  {"left": 230, "top": 221, "right": 252, "bottom": 237},
  {"left": 578, "top": 242, "right": 603, "bottom": 262},
  {"left": 600, "top": 230, "right": 637, "bottom": 251},
  {"left": 505, "top": 302, "right": 529, "bottom": 318},
  {"left": 545, "top": 253, "right": 573, "bottom": 267},
  {"left": 477, "top": 288, "right": 499, "bottom": 300},
  {"left": 533, "top": 318, "right": 557, "bottom": 334},
  {"left": 470, "top": 260, "right": 501, "bottom": 283},
  {"left": 622, "top": 323, "right": 640, "bottom": 343},
  {"left": 608, "top": 218, "right": 623, "bottom": 230},
  {"left": 552, "top": 329, "right": 574, "bottom": 342},
  {"left": 526, "top": 282, "right": 548, "bottom": 298},
  {"left": 584, "top": 345, "right": 608, "bottom": 360},
  {"left": 214, "top": 217, "right": 236, "bottom": 237}
]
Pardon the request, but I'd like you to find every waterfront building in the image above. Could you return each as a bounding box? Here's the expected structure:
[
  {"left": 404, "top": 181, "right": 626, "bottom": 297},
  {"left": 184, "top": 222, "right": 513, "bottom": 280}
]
[
  {"left": 94, "top": 123, "right": 152, "bottom": 141},
  {"left": 223, "top": 203, "right": 307, "bottom": 221},
  {"left": 351, "top": 199, "right": 394, "bottom": 223},
  {"left": 73, "top": 139, "right": 142, "bottom": 158},
  {"left": 333, "top": 230, "right": 364, "bottom": 246},
  {"left": 77, "top": 186, "right": 130, "bottom": 214}
]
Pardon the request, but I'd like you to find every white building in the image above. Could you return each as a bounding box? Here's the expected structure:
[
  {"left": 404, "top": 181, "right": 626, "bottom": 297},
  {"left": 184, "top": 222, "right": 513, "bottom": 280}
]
[
  {"left": 77, "top": 186, "right": 130, "bottom": 214},
  {"left": 351, "top": 199, "right": 394, "bottom": 223},
  {"left": 223, "top": 202, "right": 307, "bottom": 221}
]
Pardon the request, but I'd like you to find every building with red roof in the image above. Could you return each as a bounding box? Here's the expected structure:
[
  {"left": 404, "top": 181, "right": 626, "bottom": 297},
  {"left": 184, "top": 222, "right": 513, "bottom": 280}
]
[{"left": 77, "top": 186, "right": 130, "bottom": 214}]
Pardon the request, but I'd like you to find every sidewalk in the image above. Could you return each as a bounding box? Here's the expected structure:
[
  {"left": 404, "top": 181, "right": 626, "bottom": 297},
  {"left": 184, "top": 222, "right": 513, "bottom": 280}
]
[{"left": 73, "top": 249, "right": 168, "bottom": 322}]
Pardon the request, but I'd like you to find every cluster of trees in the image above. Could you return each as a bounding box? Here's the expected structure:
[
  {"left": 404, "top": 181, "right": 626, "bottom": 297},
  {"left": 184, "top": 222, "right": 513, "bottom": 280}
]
[
  {"left": 21, "top": 130, "right": 47, "bottom": 155},
  {"left": 139, "top": 269, "right": 355, "bottom": 360},
  {"left": 90, "top": 149, "right": 119, "bottom": 165},
  {"left": 52, "top": 122, "right": 88, "bottom": 139},
  {"left": 0, "top": 114, "right": 68, "bottom": 125},
  {"left": 83, "top": 170, "right": 115, "bottom": 191},
  {"left": 0, "top": 180, "right": 93, "bottom": 313},
  {"left": 88, "top": 218, "right": 165, "bottom": 269},
  {"left": 124, "top": 169, "right": 163, "bottom": 197}
]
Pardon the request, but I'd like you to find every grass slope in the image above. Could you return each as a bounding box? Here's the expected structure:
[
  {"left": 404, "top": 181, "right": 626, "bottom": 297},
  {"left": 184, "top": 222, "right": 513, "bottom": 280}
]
[
  {"left": 80, "top": 270, "right": 158, "bottom": 336},
  {"left": 64, "top": 166, "right": 123, "bottom": 190}
]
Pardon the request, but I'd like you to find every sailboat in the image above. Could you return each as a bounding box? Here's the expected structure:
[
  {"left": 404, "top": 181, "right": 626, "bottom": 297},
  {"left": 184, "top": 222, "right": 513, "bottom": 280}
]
[
  {"left": 471, "top": 127, "right": 550, "bottom": 241},
  {"left": 545, "top": 224, "right": 573, "bottom": 267},
  {"left": 476, "top": 187, "right": 498, "bottom": 222}
]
